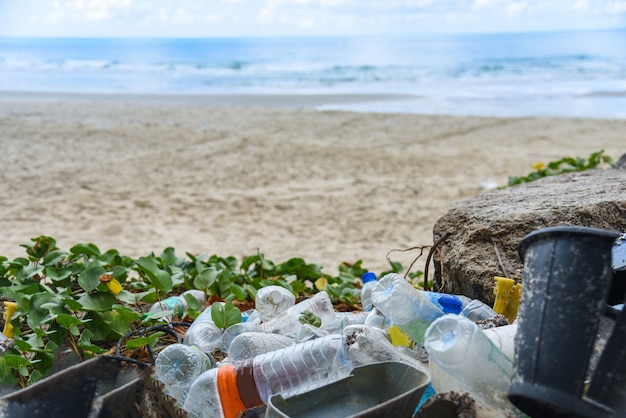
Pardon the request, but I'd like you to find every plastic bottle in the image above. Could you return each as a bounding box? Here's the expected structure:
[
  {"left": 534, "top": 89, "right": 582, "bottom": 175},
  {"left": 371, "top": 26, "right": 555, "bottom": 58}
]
[
  {"left": 183, "top": 334, "right": 351, "bottom": 418},
  {"left": 342, "top": 324, "right": 429, "bottom": 374},
  {"left": 296, "top": 323, "right": 330, "bottom": 343},
  {"left": 227, "top": 331, "right": 294, "bottom": 362},
  {"left": 154, "top": 343, "right": 215, "bottom": 405},
  {"left": 146, "top": 289, "right": 206, "bottom": 321},
  {"left": 254, "top": 285, "right": 296, "bottom": 322},
  {"left": 425, "top": 292, "right": 470, "bottom": 315},
  {"left": 460, "top": 298, "right": 499, "bottom": 322},
  {"left": 371, "top": 273, "right": 444, "bottom": 344},
  {"left": 320, "top": 310, "right": 368, "bottom": 335},
  {"left": 258, "top": 291, "right": 336, "bottom": 337},
  {"left": 364, "top": 307, "right": 390, "bottom": 330},
  {"left": 360, "top": 272, "right": 377, "bottom": 312},
  {"left": 218, "top": 321, "right": 260, "bottom": 354},
  {"left": 424, "top": 314, "right": 517, "bottom": 414},
  {"left": 183, "top": 303, "right": 224, "bottom": 355}
]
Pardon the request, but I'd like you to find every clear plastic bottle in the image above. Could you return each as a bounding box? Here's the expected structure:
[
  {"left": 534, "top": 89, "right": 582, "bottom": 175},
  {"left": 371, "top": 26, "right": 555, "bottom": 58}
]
[
  {"left": 342, "top": 324, "right": 429, "bottom": 374},
  {"left": 371, "top": 273, "right": 444, "bottom": 344},
  {"left": 154, "top": 343, "right": 214, "bottom": 405},
  {"left": 364, "top": 307, "right": 390, "bottom": 330},
  {"left": 460, "top": 298, "right": 499, "bottom": 322},
  {"left": 254, "top": 285, "right": 296, "bottom": 322},
  {"left": 227, "top": 331, "right": 295, "bottom": 362},
  {"left": 360, "top": 272, "right": 377, "bottom": 312},
  {"left": 183, "top": 303, "right": 224, "bottom": 355},
  {"left": 219, "top": 321, "right": 260, "bottom": 354},
  {"left": 183, "top": 334, "right": 351, "bottom": 418},
  {"left": 424, "top": 314, "right": 516, "bottom": 413},
  {"left": 320, "top": 310, "right": 368, "bottom": 335},
  {"left": 146, "top": 289, "right": 206, "bottom": 321},
  {"left": 425, "top": 292, "right": 470, "bottom": 315},
  {"left": 258, "top": 291, "right": 336, "bottom": 337}
]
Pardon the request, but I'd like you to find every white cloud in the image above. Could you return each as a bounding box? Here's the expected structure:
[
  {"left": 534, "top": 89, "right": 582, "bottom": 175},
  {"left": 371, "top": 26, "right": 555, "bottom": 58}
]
[
  {"left": 574, "top": 0, "right": 589, "bottom": 11},
  {"left": 605, "top": 1, "right": 626, "bottom": 13},
  {"left": 0, "top": 0, "right": 624, "bottom": 37}
]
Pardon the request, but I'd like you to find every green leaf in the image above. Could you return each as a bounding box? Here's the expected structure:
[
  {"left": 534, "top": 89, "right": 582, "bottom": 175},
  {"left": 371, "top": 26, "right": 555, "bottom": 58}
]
[
  {"left": 112, "top": 304, "right": 140, "bottom": 322},
  {"left": 299, "top": 310, "right": 322, "bottom": 327},
  {"left": 194, "top": 267, "right": 218, "bottom": 290},
  {"left": 230, "top": 283, "right": 247, "bottom": 301},
  {"left": 125, "top": 336, "right": 150, "bottom": 349},
  {"left": 1, "top": 354, "right": 32, "bottom": 369},
  {"left": 56, "top": 313, "right": 87, "bottom": 328},
  {"left": 70, "top": 243, "right": 101, "bottom": 258},
  {"left": 78, "top": 266, "right": 106, "bottom": 292},
  {"left": 211, "top": 302, "right": 242, "bottom": 329},
  {"left": 116, "top": 290, "right": 138, "bottom": 305},
  {"left": 160, "top": 247, "right": 178, "bottom": 265},
  {"left": 78, "top": 292, "right": 118, "bottom": 311},
  {"left": 42, "top": 250, "right": 68, "bottom": 266},
  {"left": 135, "top": 256, "right": 173, "bottom": 292}
]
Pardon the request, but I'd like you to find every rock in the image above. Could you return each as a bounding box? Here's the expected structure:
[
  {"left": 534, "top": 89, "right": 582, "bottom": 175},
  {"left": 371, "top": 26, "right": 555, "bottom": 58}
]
[{"left": 432, "top": 168, "right": 626, "bottom": 305}]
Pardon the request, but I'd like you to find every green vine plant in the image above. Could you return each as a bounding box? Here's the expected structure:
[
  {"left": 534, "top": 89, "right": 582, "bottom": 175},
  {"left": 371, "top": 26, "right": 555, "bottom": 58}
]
[
  {"left": 506, "top": 149, "right": 614, "bottom": 187},
  {"left": 0, "top": 236, "right": 413, "bottom": 388}
]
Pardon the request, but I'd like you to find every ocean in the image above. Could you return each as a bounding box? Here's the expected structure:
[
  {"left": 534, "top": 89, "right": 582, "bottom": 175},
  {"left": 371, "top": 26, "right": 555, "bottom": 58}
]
[{"left": 1, "top": 30, "right": 626, "bottom": 118}]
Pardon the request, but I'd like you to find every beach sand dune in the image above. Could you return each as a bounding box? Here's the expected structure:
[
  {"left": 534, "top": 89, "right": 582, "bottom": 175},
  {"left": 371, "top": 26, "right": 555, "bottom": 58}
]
[{"left": 1, "top": 96, "right": 624, "bottom": 274}]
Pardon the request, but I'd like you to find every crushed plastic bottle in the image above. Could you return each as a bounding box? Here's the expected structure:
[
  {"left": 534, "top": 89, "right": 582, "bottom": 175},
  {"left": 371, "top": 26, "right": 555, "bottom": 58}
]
[
  {"left": 155, "top": 343, "right": 215, "bottom": 404},
  {"left": 424, "top": 314, "right": 520, "bottom": 415},
  {"left": 146, "top": 289, "right": 206, "bottom": 321},
  {"left": 183, "top": 334, "right": 351, "bottom": 418},
  {"left": 183, "top": 303, "right": 224, "bottom": 354},
  {"left": 342, "top": 324, "right": 429, "bottom": 374},
  {"left": 227, "top": 331, "right": 295, "bottom": 362},
  {"left": 258, "top": 291, "right": 336, "bottom": 337},
  {"left": 460, "top": 298, "right": 500, "bottom": 322},
  {"left": 254, "top": 285, "right": 296, "bottom": 322},
  {"left": 371, "top": 273, "right": 444, "bottom": 344}
]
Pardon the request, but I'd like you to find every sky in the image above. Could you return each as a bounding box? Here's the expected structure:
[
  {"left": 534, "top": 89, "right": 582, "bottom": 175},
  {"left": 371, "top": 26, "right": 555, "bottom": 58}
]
[{"left": 0, "top": 0, "right": 625, "bottom": 38}]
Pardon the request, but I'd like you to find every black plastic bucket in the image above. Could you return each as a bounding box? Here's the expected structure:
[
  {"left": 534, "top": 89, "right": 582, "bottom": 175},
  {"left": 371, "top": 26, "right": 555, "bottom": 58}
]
[{"left": 509, "top": 226, "right": 619, "bottom": 418}]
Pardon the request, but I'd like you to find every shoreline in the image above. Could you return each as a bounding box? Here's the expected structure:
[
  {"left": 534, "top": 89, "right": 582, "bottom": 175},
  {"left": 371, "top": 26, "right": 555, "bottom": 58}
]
[
  {"left": 1, "top": 96, "right": 625, "bottom": 274},
  {"left": 0, "top": 90, "right": 418, "bottom": 110}
]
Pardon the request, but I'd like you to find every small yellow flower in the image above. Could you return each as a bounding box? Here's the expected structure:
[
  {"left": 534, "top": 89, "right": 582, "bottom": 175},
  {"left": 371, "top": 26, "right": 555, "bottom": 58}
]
[
  {"left": 314, "top": 277, "right": 328, "bottom": 291},
  {"left": 388, "top": 325, "right": 413, "bottom": 347},
  {"left": 99, "top": 274, "right": 123, "bottom": 295},
  {"left": 531, "top": 162, "right": 545, "bottom": 170}
]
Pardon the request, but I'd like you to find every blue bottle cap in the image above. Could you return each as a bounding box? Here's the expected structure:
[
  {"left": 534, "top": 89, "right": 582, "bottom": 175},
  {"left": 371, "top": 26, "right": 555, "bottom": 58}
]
[
  {"left": 361, "top": 272, "right": 377, "bottom": 283},
  {"left": 437, "top": 294, "right": 463, "bottom": 314}
]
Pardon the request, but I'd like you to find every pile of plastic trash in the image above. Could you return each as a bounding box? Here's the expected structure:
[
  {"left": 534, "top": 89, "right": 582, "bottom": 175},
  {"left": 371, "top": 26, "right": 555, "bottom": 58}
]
[{"left": 153, "top": 226, "right": 626, "bottom": 418}]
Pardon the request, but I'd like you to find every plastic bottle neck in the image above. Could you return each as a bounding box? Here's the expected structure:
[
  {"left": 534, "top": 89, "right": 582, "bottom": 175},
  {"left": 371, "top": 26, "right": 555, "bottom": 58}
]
[{"left": 216, "top": 361, "right": 263, "bottom": 418}]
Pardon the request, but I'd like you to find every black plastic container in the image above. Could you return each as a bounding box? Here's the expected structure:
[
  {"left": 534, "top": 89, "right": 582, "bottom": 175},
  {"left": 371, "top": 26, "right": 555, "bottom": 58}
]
[
  {"left": 509, "top": 226, "right": 620, "bottom": 418},
  {"left": 586, "top": 302, "right": 626, "bottom": 415}
]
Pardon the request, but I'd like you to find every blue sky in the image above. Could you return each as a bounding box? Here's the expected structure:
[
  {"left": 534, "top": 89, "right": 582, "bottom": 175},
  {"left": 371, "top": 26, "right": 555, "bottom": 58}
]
[{"left": 1, "top": 0, "right": 625, "bottom": 37}]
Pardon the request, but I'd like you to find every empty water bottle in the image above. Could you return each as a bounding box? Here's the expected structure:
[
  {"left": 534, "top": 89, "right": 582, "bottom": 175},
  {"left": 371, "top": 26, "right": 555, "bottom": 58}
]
[
  {"left": 460, "top": 298, "right": 500, "bottom": 322},
  {"left": 146, "top": 289, "right": 206, "bottom": 321},
  {"left": 155, "top": 343, "right": 214, "bottom": 404},
  {"left": 364, "top": 307, "right": 390, "bottom": 330},
  {"left": 219, "top": 321, "right": 260, "bottom": 354},
  {"left": 371, "top": 273, "right": 444, "bottom": 344},
  {"left": 360, "top": 272, "right": 377, "bottom": 312},
  {"left": 258, "top": 291, "right": 336, "bottom": 337},
  {"left": 342, "top": 324, "right": 429, "bottom": 374},
  {"left": 183, "top": 303, "right": 225, "bottom": 355},
  {"left": 425, "top": 292, "right": 470, "bottom": 314},
  {"left": 424, "top": 314, "right": 518, "bottom": 414},
  {"left": 183, "top": 334, "right": 351, "bottom": 418},
  {"left": 227, "top": 331, "right": 294, "bottom": 362},
  {"left": 255, "top": 285, "right": 296, "bottom": 322}
]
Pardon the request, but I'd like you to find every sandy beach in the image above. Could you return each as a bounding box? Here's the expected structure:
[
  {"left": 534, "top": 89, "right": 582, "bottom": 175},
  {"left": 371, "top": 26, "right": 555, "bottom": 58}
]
[{"left": 0, "top": 92, "right": 624, "bottom": 275}]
